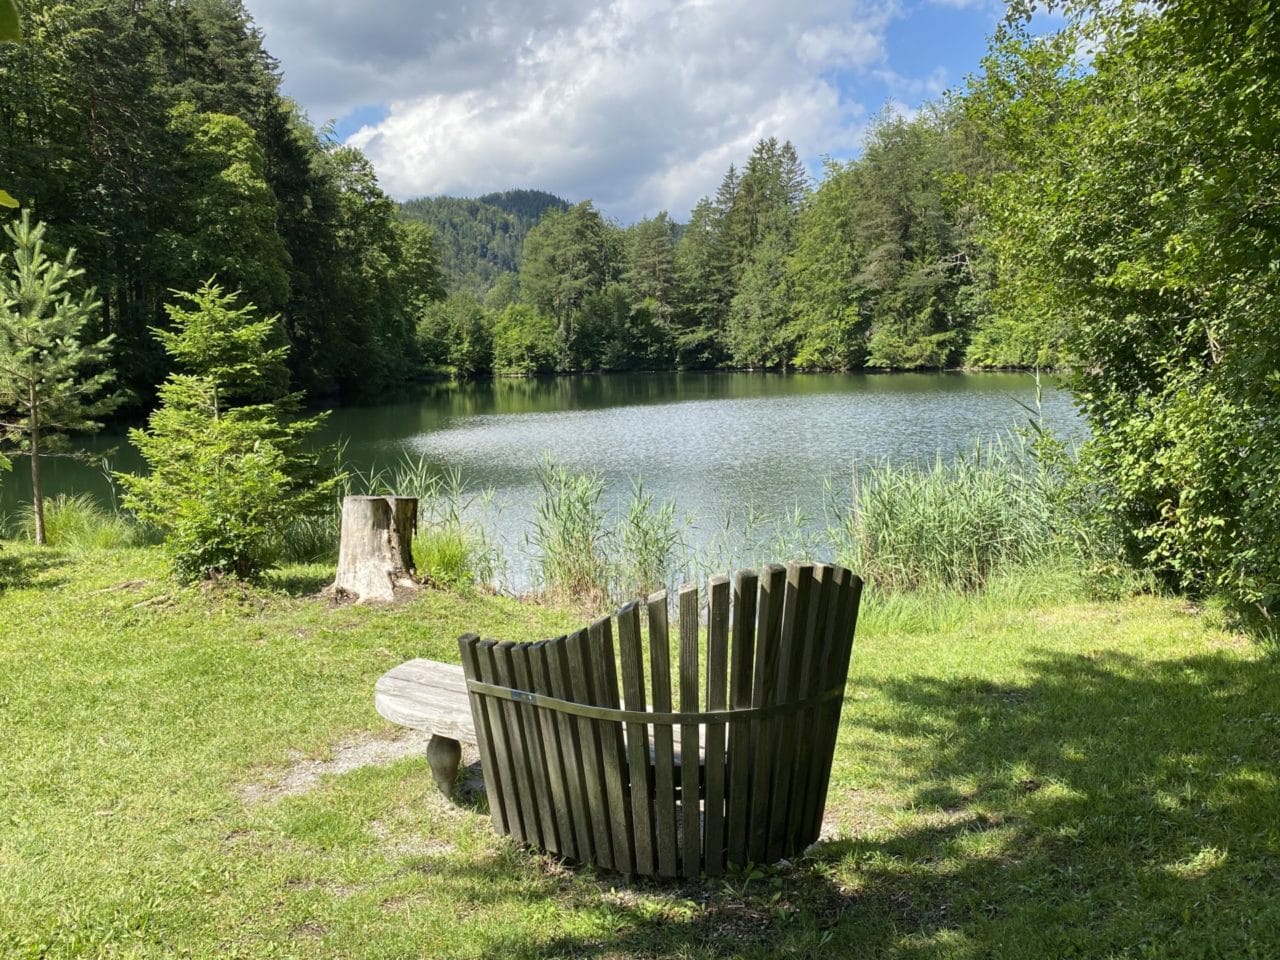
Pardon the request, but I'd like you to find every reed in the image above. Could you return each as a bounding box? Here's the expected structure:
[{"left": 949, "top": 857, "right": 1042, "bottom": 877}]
[
  {"left": 611, "top": 479, "right": 683, "bottom": 602},
  {"left": 828, "top": 438, "right": 1063, "bottom": 592},
  {"left": 528, "top": 458, "right": 608, "bottom": 605}
]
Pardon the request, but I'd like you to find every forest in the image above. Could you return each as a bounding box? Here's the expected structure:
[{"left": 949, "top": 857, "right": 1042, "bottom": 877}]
[
  {"left": 2, "top": 0, "right": 1278, "bottom": 617},
  {"left": 0, "top": 0, "right": 445, "bottom": 405},
  {"left": 0, "top": 0, "right": 1056, "bottom": 405}
]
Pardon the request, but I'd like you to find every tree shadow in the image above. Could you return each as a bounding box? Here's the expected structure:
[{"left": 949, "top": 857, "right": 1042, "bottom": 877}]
[
  {"left": 0, "top": 545, "right": 68, "bottom": 592},
  {"left": 264, "top": 566, "right": 333, "bottom": 597},
  {"left": 433, "top": 647, "right": 1280, "bottom": 957},
  {"left": 822, "top": 647, "right": 1280, "bottom": 956}
]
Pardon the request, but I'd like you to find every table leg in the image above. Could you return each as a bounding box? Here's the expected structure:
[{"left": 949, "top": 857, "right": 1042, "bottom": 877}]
[{"left": 426, "top": 735, "right": 462, "bottom": 799}]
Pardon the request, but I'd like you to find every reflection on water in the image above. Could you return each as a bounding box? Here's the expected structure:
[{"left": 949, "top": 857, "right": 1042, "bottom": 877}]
[{"left": 1, "top": 372, "right": 1083, "bottom": 586}]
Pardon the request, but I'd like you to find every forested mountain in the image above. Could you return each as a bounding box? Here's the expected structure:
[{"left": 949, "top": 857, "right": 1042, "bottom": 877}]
[
  {"left": 417, "top": 125, "right": 1048, "bottom": 377},
  {"left": 0, "top": 0, "right": 1062, "bottom": 414},
  {"left": 0, "top": 0, "right": 444, "bottom": 403},
  {"left": 399, "top": 190, "right": 569, "bottom": 294}
]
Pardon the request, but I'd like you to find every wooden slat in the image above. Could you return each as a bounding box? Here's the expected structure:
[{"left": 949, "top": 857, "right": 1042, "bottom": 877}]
[
  {"left": 766, "top": 563, "right": 814, "bottom": 861},
  {"left": 725, "top": 569, "right": 758, "bottom": 867},
  {"left": 457, "top": 636, "right": 507, "bottom": 835},
  {"left": 543, "top": 635, "right": 593, "bottom": 864},
  {"left": 515, "top": 641, "right": 568, "bottom": 855},
  {"left": 647, "top": 591, "right": 679, "bottom": 877},
  {"left": 475, "top": 640, "right": 525, "bottom": 843},
  {"left": 493, "top": 642, "right": 543, "bottom": 848},
  {"left": 510, "top": 642, "right": 560, "bottom": 851},
  {"left": 746, "top": 564, "right": 786, "bottom": 862},
  {"left": 702, "top": 575, "right": 731, "bottom": 876},
  {"left": 677, "top": 583, "right": 701, "bottom": 876},
  {"left": 617, "top": 602, "right": 655, "bottom": 875},
  {"left": 564, "top": 628, "right": 612, "bottom": 869},
  {"left": 589, "top": 616, "right": 634, "bottom": 874},
  {"left": 786, "top": 564, "right": 835, "bottom": 851},
  {"left": 803, "top": 569, "right": 864, "bottom": 843}
]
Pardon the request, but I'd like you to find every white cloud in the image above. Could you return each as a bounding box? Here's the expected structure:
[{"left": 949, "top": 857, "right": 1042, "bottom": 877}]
[{"left": 245, "top": 0, "right": 911, "bottom": 220}]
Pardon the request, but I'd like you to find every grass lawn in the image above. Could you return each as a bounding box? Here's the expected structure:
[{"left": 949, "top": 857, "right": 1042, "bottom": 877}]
[{"left": 2, "top": 546, "right": 1278, "bottom": 958}]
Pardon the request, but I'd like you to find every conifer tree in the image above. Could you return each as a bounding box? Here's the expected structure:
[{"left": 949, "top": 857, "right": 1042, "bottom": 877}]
[
  {"left": 0, "top": 213, "right": 118, "bottom": 544},
  {"left": 120, "top": 280, "right": 338, "bottom": 580}
]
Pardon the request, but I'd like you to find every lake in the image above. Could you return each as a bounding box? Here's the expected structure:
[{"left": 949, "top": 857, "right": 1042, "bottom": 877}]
[{"left": 4, "top": 371, "right": 1083, "bottom": 588}]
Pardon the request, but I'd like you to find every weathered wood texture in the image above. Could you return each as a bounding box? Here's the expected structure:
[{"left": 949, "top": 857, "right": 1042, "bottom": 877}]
[
  {"left": 331, "top": 495, "right": 418, "bottom": 602},
  {"left": 457, "top": 562, "right": 863, "bottom": 878}
]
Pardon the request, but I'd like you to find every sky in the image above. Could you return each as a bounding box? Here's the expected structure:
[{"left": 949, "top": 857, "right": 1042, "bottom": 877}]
[{"left": 240, "top": 0, "right": 1026, "bottom": 223}]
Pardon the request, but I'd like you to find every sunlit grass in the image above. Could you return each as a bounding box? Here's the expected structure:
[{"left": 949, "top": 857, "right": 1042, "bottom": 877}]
[{"left": 3, "top": 545, "right": 1277, "bottom": 957}]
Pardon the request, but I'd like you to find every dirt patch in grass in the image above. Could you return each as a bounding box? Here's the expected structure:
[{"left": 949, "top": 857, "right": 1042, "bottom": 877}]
[{"left": 240, "top": 729, "right": 435, "bottom": 804}]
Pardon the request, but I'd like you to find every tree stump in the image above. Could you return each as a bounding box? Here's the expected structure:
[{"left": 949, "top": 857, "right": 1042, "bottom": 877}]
[{"left": 330, "top": 495, "right": 419, "bottom": 603}]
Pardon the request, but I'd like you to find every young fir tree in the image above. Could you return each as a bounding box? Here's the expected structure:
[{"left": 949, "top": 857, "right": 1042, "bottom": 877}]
[
  {"left": 120, "top": 280, "right": 339, "bottom": 581},
  {"left": 0, "top": 212, "right": 119, "bottom": 544}
]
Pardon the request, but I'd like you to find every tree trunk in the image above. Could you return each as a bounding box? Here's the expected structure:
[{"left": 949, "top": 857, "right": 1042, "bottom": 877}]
[
  {"left": 330, "top": 495, "right": 419, "bottom": 602},
  {"left": 29, "top": 385, "right": 43, "bottom": 546}
]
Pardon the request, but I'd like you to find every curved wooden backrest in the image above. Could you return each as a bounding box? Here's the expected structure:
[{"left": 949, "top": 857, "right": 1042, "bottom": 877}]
[{"left": 457, "top": 562, "right": 863, "bottom": 878}]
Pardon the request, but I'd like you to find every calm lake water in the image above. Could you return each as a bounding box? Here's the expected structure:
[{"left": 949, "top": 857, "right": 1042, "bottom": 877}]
[{"left": 6, "top": 372, "right": 1083, "bottom": 587}]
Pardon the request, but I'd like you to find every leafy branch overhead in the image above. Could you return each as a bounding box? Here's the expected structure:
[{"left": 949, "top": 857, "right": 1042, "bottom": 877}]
[{"left": 0, "top": 0, "right": 18, "bottom": 207}]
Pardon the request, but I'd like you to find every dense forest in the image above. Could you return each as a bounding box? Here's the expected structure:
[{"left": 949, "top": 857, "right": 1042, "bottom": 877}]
[
  {"left": 413, "top": 118, "right": 1033, "bottom": 377},
  {"left": 399, "top": 190, "right": 569, "bottom": 295},
  {"left": 0, "top": 0, "right": 445, "bottom": 405},
  {"left": 0, "top": 0, "right": 1057, "bottom": 403}
]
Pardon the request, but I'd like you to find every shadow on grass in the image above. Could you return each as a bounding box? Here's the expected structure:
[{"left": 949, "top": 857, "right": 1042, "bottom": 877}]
[
  {"left": 821, "top": 648, "right": 1280, "bottom": 957},
  {"left": 0, "top": 545, "right": 68, "bottom": 592},
  {"left": 265, "top": 566, "right": 334, "bottom": 597},
  {"left": 435, "top": 648, "right": 1280, "bottom": 958}
]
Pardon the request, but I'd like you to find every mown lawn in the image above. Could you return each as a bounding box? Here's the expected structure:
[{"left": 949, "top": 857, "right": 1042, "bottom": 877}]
[{"left": 2, "top": 546, "right": 1277, "bottom": 958}]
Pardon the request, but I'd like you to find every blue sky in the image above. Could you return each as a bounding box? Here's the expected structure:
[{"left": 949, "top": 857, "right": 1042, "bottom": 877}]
[{"left": 243, "top": 0, "right": 1041, "bottom": 222}]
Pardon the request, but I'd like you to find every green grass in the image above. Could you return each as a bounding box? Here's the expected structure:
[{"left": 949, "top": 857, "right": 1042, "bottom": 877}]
[{"left": 2, "top": 546, "right": 1278, "bottom": 958}]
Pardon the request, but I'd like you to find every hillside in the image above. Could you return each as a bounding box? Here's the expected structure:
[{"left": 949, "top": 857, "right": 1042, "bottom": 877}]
[{"left": 399, "top": 189, "right": 570, "bottom": 294}]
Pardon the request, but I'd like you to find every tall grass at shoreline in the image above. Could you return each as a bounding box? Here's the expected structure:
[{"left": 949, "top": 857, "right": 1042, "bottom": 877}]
[
  {"left": 14, "top": 493, "right": 147, "bottom": 553},
  {"left": 829, "top": 439, "right": 1063, "bottom": 593},
  {"left": 7, "top": 437, "right": 1105, "bottom": 606}
]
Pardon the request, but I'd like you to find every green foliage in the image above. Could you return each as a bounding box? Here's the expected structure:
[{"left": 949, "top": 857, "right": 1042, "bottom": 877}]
[
  {"left": 16, "top": 492, "right": 141, "bottom": 552},
  {"left": 163, "top": 104, "right": 291, "bottom": 311},
  {"left": 398, "top": 190, "right": 567, "bottom": 295},
  {"left": 967, "top": 2, "right": 1280, "bottom": 616},
  {"left": 0, "top": 0, "right": 16, "bottom": 208},
  {"left": 417, "top": 292, "right": 493, "bottom": 378},
  {"left": 0, "top": 0, "right": 18, "bottom": 42},
  {"left": 151, "top": 276, "right": 288, "bottom": 405},
  {"left": 0, "top": 0, "right": 435, "bottom": 404},
  {"left": 120, "top": 281, "right": 337, "bottom": 581},
  {"left": 519, "top": 201, "right": 623, "bottom": 367},
  {"left": 789, "top": 108, "right": 989, "bottom": 371},
  {"left": 0, "top": 212, "right": 118, "bottom": 544},
  {"left": 491, "top": 303, "right": 558, "bottom": 375}
]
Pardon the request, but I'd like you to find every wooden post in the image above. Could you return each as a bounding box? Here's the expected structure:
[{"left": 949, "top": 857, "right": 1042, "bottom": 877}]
[{"left": 330, "top": 495, "right": 419, "bottom": 602}]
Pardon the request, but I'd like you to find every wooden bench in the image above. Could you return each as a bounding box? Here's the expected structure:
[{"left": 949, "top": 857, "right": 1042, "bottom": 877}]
[
  {"left": 376, "top": 562, "right": 862, "bottom": 878},
  {"left": 373, "top": 660, "right": 704, "bottom": 795}
]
